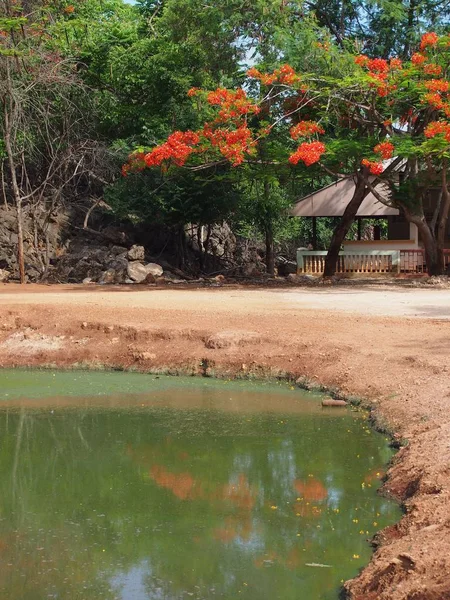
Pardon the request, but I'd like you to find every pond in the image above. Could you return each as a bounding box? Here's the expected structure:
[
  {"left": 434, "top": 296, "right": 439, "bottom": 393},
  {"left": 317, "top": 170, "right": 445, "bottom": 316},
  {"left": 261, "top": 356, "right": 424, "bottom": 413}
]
[{"left": 0, "top": 370, "right": 400, "bottom": 600}]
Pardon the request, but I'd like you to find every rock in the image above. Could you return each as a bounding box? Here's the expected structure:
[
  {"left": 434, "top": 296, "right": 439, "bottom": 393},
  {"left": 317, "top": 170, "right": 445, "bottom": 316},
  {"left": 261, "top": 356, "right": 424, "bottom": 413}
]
[
  {"left": 127, "top": 245, "right": 145, "bottom": 261},
  {"left": 143, "top": 273, "right": 156, "bottom": 284},
  {"left": 98, "top": 269, "right": 117, "bottom": 284},
  {"left": 82, "top": 277, "right": 94, "bottom": 285},
  {"left": 127, "top": 262, "right": 148, "bottom": 283},
  {"left": 145, "top": 262, "right": 163, "bottom": 277},
  {"left": 321, "top": 398, "right": 347, "bottom": 407},
  {"left": 277, "top": 258, "right": 297, "bottom": 276},
  {"left": 0, "top": 268, "right": 10, "bottom": 282},
  {"left": 214, "top": 274, "right": 226, "bottom": 283},
  {"left": 127, "top": 261, "right": 164, "bottom": 283}
]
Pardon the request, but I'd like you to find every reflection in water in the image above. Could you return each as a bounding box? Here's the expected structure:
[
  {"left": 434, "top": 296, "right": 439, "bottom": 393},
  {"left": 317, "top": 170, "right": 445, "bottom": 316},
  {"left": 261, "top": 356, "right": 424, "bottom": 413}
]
[{"left": 0, "top": 373, "right": 400, "bottom": 600}]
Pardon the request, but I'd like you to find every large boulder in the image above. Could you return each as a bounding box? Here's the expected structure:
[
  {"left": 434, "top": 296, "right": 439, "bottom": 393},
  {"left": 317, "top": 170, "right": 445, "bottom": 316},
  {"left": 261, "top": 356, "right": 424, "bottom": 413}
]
[
  {"left": 127, "top": 245, "right": 145, "bottom": 261},
  {"left": 127, "top": 261, "right": 163, "bottom": 283},
  {"left": 0, "top": 268, "right": 10, "bottom": 282}
]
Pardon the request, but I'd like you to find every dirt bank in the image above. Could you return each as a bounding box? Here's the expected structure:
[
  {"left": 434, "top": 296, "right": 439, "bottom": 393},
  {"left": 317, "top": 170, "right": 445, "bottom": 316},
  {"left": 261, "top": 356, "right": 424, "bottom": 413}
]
[{"left": 1, "top": 283, "right": 450, "bottom": 599}]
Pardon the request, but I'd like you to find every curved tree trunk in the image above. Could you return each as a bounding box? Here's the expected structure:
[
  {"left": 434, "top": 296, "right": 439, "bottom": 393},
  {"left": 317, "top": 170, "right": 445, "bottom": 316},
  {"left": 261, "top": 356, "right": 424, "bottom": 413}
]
[
  {"left": 323, "top": 172, "right": 368, "bottom": 277},
  {"left": 436, "top": 163, "right": 450, "bottom": 274},
  {"left": 400, "top": 205, "right": 439, "bottom": 275}
]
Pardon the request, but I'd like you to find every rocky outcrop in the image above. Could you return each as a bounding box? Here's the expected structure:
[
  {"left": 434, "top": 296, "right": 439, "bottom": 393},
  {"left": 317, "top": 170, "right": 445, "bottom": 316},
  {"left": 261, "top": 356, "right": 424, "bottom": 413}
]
[{"left": 0, "top": 205, "right": 64, "bottom": 282}]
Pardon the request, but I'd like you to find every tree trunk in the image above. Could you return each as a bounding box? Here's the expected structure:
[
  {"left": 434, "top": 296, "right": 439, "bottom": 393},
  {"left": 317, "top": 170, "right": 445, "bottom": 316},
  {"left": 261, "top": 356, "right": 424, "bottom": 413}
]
[
  {"left": 265, "top": 225, "right": 275, "bottom": 276},
  {"left": 3, "top": 116, "right": 25, "bottom": 283},
  {"left": 16, "top": 198, "right": 25, "bottom": 283},
  {"left": 323, "top": 173, "right": 368, "bottom": 277},
  {"left": 400, "top": 204, "right": 440, "bottom": 275},
  {"left": 436, "top": 163, "right": 450, "bottom": 274},
  {"left": 197, "top": 225, "right": 204, "bottom": 270},
  {"left": 3, "top": 60, "right": 25, "bottom": 283},
  {"left": 262, "top": 179, "right": 275, "bottom": 276}
]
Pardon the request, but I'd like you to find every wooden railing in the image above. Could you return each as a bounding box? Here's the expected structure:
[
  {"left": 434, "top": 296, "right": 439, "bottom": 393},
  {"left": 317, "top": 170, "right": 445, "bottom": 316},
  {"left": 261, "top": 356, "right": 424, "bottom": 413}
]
[
  {"left": 297, "top": 250, "right": 400, "bottom": 274},
  {"left": 297, "top": 248, "right": 450, "bottom": 275}
]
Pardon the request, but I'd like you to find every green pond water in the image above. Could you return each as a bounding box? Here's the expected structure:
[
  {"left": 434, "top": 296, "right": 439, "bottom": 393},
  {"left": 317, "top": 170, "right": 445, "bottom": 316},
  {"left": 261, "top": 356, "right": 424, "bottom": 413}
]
[{"left": 0, "top": 370, "right": 400, "bottom": 600}]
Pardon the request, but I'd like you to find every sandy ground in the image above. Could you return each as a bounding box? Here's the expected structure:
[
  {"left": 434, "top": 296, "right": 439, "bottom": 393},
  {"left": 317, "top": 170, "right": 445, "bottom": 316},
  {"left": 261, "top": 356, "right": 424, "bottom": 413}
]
[{"left": 1, "top": 282, "right": 450, "bottom": 599}]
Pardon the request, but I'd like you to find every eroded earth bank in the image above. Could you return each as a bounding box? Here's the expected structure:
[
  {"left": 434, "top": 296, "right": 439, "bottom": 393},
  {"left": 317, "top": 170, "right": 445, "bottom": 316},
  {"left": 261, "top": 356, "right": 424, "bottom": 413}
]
[{"left": 0, "top": 283, "right": 449, "bottom": 600}]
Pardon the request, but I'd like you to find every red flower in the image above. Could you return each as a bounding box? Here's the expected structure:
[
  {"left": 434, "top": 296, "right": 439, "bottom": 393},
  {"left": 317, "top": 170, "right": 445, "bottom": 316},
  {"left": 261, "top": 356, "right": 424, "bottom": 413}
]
[
  {"left": 278, "top": 64, "right": 298, "bottom": 85},
  {"left": 202, "top": 125, "right": 254, "bottom": 166},
  {"left": 411, "top": 53, "right": 426, "bottom": 66},
  {"left": 367, "top": 58, "right": 389, "bottom": 73},
  {"left": 246, "top": 64, "right": 299, "bottom": 86},
  {"left": 389, "top": 58, "right": 402, "bottom": 70},
  {"left": 424, "top": 79, "right": 450, "bottom": 93},
  {"left": 374, "top": 141, "right": 394, "bottom": 159},
  {"left": 424, "top": 121, "right": 450, "bottom": 141},
  {"left": 423, "top": 92, "right": 445, "bottom": 110},
  {"left": 420, "top": 32, "right": 439, "bottom": 51},
  {"left": 289, "top": 141, "right": 326, "bottom": 166},
  {"left": 424, "top": 63, "right": 443, "bottom": 76},
  {"left": 354, "top": 55, "right": 369, "bottom": 66},
  {"left": 290, "top": 121, "right": 325, "bottom": 139},
  {"left": 361, "top": 159, "right": 383, "bottom": 175},
  {"left": 143, "top": 131, "right": 200, "bottom": 167},
  {"left": 246, "top": 67, "right": 261, "bottom": 78}
]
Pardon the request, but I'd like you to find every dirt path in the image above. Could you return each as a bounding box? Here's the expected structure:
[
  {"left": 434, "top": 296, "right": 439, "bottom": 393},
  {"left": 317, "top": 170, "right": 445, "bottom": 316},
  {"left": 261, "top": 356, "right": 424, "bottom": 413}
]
[{"left": 1, "top": 283, "right": 450, "bottom": 599}]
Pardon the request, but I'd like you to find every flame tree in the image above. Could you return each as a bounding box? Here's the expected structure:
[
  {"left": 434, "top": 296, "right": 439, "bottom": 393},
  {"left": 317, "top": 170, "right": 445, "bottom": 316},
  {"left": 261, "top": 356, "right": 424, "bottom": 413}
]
[{"left": 122, "top": 32, "right": 450, "bottom": 276}]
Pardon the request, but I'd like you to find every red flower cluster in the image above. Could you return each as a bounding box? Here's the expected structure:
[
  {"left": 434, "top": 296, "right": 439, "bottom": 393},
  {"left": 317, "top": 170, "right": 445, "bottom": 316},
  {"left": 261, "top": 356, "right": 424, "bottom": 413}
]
[
  {"left": 143, "top": 131, "right": 200, "bottom": 167},
  {"left": 374, "top": 141, "right": 394, "bottom": 159},
  {"left": 354, "top": 55, "right": 369, "bottom": 66},
  {"left": 361, "top": 159, "right": 383, "bottom": 175},
  {"left": 367, "top": 58, "right": 389, "bottom": 73},
  {"left": 187, "top": 87, "right": 200, "bottom": 97},
  {"left": 202, "top": 125, "right": 254, "bottom": 166},
  {"left": 290, "top": 121, "right": 324, "bottom": 139},
  {"left": 247, "top": 68, "right": 277, "bottom": 86},
  {"left": 411, "top": 53, "right": 427, "bottom": 65},
  {"left": 289, "top": 141, "right": 326, "bottom": 166},
  {"left": 389, "top": 58, "right": 403, "bottom": 70},
  {"left": 277, "top": 64, "right": 299, "bottom": 85},
  {"left": 420, "top": 32, "right": 439, "bottom": 51},
  {"left": 206, "top": 87, "right": 260, "bottom": 121},
  {"left": 424, "top": 63, "right": 443, "bottom": 76},
  {"left": 424, "top": 79, "right": 450, "bottom": 93},
  {"left": 247, "top": 64, "right": 300, "bottom": 86},
  {"left": 424, "top": 121, "right": 450, "bottom": 142},
  {"left": 355, "top": 54, "right": 400, "bottom": 97},
  {"left": 423, "top": 92, "right": 445, "bottom": 110}
]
